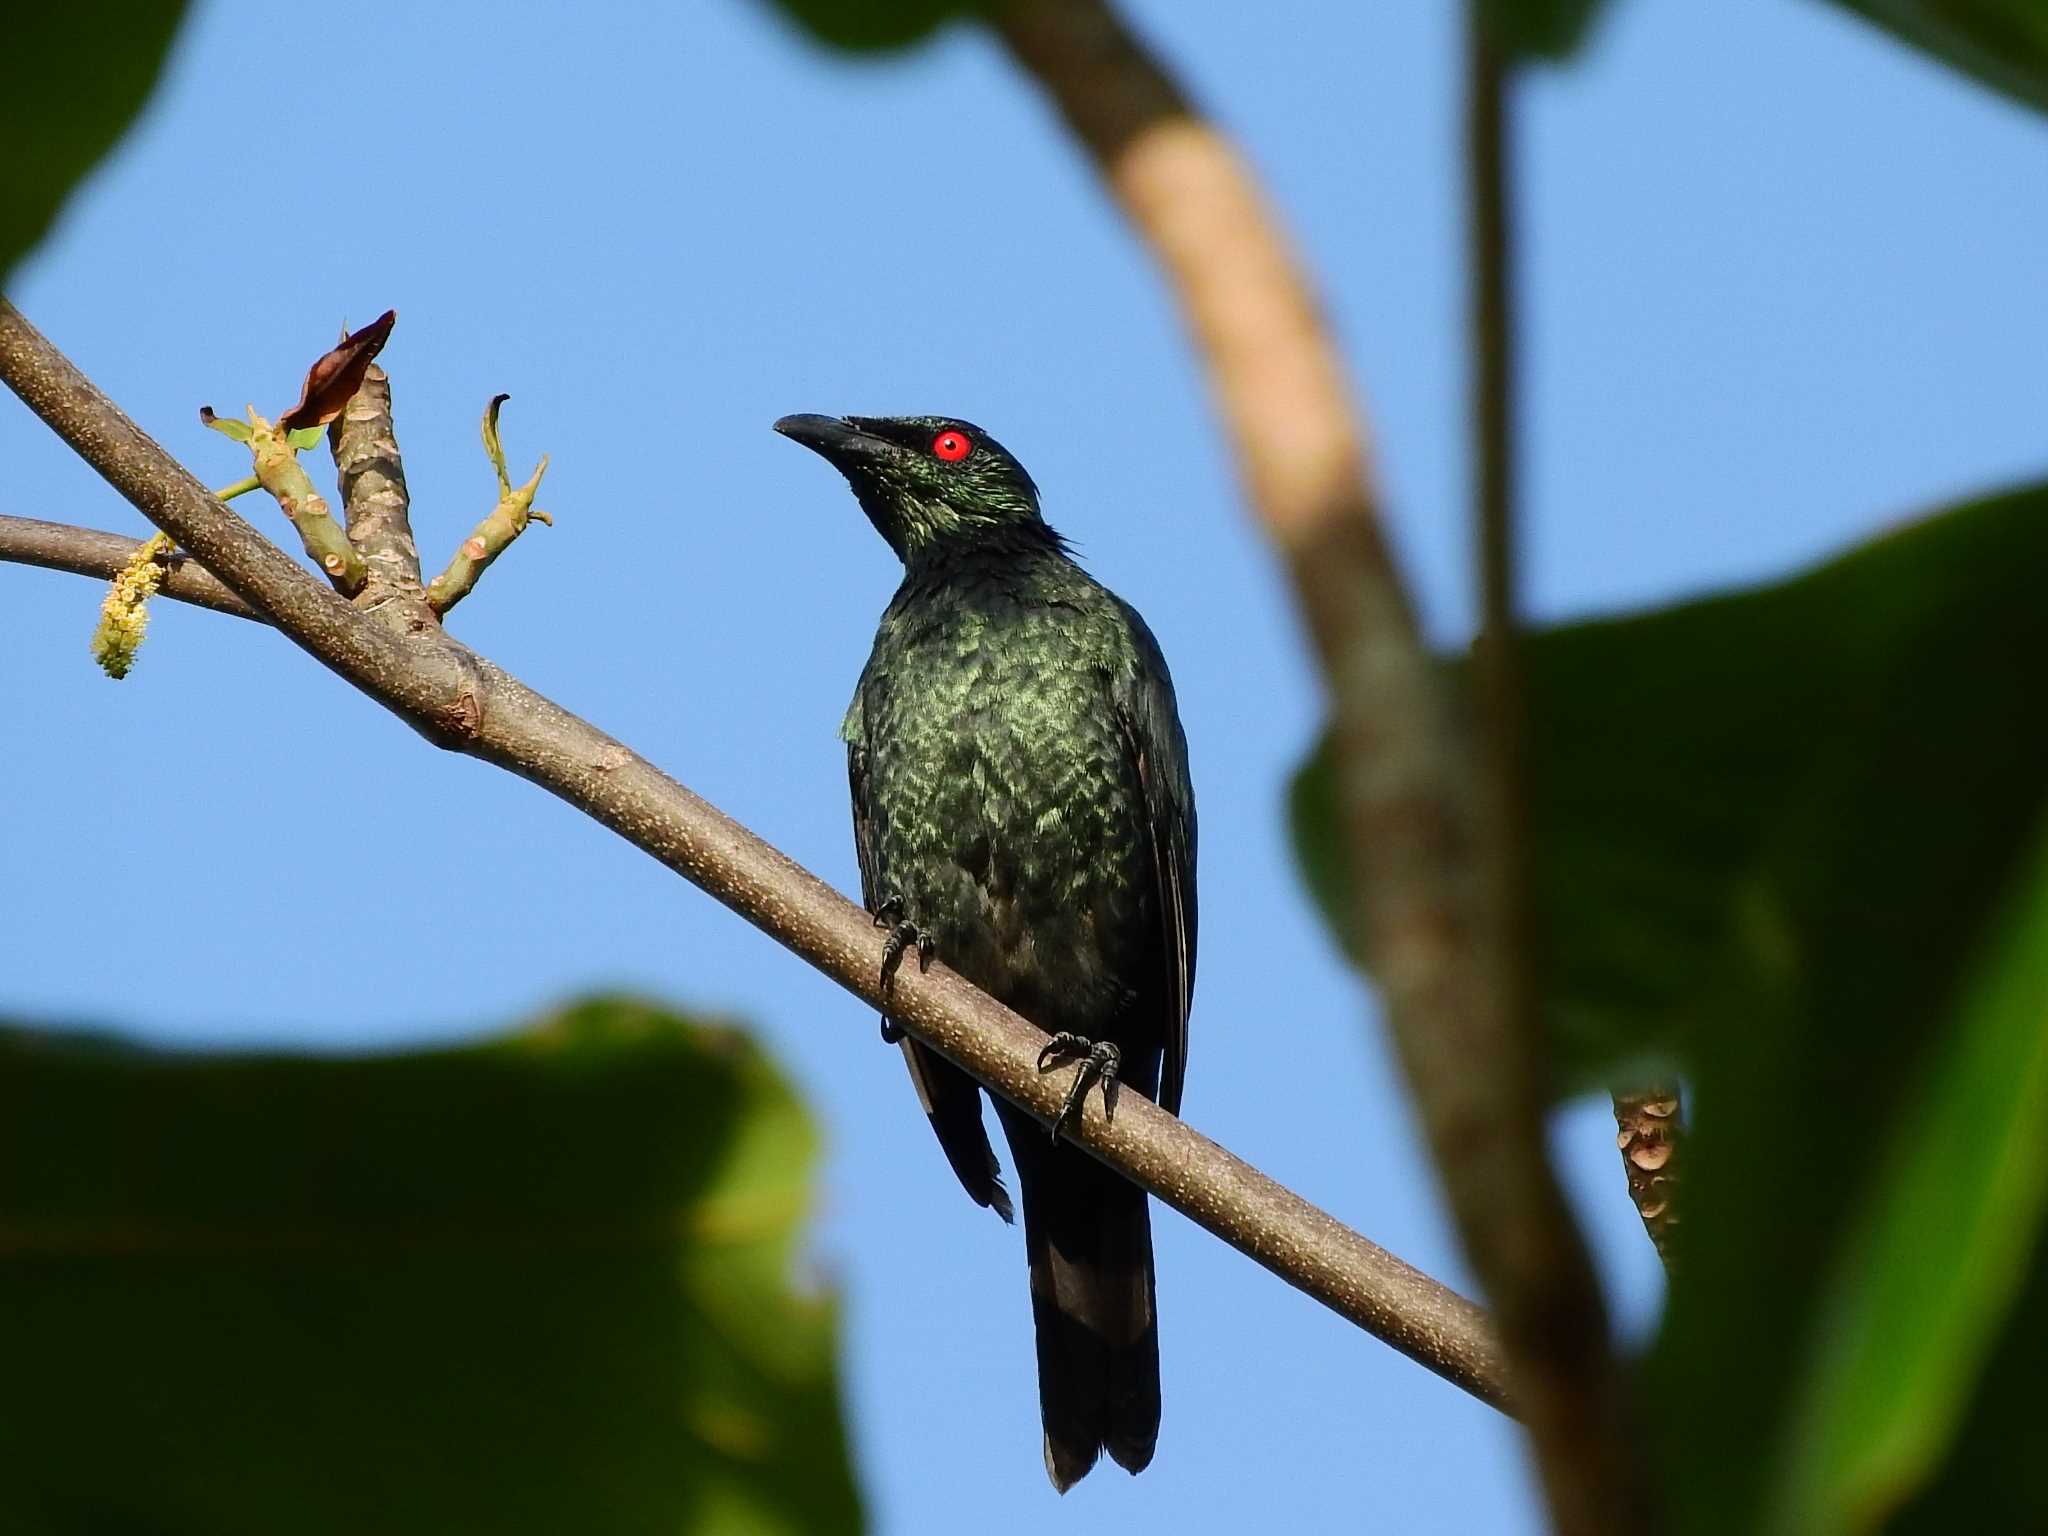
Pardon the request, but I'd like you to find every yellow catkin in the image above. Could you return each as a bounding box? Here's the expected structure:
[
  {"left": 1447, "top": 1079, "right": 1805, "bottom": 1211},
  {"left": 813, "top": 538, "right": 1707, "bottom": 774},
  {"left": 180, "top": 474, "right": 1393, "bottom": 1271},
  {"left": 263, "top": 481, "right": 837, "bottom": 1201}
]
[{"left": 91, "top": 532, "right": 176, "bottom": 680}]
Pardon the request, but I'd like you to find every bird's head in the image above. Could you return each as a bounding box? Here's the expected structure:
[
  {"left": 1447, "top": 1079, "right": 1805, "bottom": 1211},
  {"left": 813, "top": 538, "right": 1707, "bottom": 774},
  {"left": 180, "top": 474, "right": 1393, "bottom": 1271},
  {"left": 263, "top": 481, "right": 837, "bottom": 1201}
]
[{"left": 774, "top": 413, "right": 1051, "bottom": 562}]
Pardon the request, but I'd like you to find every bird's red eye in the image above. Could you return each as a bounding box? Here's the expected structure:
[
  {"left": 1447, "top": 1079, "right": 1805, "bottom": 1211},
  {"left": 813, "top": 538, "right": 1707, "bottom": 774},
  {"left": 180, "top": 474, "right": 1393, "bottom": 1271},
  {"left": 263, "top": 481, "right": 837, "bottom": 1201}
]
[{"left": 932, "top": 429, "right": 973, "bottom": 462}]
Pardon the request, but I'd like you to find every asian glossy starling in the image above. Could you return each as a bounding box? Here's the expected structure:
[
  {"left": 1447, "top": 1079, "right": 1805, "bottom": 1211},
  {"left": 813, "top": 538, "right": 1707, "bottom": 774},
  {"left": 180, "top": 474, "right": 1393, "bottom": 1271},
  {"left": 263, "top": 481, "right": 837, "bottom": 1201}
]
[{"left": 775, "top": 413, "right": 1197, "bottom": 1491}]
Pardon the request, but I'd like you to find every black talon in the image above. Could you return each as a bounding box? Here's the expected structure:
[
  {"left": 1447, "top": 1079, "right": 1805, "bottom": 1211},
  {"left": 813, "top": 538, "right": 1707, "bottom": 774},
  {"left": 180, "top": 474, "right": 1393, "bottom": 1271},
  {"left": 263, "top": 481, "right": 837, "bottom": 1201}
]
[
  {"left": 1037, "top": 1031, "right": 1087, "bottom": 1072},
  {"left": 873, "top": 894, "right": 935, "bottom": 1045},
  {"left": 878, "top": 918, "right": 936, "bottom": 993},
  {"left": 1037, "top": 1033, "right": 1122, "bottom": 1142},
  {"left": 874, "top": 893, "right": 937, "bottom": 991}
]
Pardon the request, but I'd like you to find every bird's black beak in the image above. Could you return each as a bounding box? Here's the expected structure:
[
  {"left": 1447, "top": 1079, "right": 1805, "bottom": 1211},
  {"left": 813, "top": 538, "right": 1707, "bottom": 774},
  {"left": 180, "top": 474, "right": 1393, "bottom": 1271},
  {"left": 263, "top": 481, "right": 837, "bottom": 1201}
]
[{"left": 773, "top": 414, "right": 894, "bottom": 470}]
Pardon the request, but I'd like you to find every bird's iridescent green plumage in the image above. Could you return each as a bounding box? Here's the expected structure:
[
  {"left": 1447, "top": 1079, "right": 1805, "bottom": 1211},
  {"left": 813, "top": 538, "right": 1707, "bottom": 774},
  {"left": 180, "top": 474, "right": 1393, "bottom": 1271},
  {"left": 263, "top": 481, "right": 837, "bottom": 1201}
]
[
  {"left": 778, "top": 412, "right": 1196, "bottom": 1492},
  {"left": 847, "top": 561, "right": 1157, "bottom": 1035}
]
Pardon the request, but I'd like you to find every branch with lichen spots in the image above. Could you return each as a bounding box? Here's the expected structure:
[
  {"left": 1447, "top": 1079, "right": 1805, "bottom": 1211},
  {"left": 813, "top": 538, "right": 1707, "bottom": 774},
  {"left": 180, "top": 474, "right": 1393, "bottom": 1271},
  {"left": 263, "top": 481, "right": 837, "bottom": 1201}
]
[
  {"left": 330, "top": 361, "right": 436, "bottom": 632},
  {"left": 425, "top": 394, "right": 550, "bottom": 616},
  {"left": 0, "top": 297, "right": 1512, "bottom": 1419}
]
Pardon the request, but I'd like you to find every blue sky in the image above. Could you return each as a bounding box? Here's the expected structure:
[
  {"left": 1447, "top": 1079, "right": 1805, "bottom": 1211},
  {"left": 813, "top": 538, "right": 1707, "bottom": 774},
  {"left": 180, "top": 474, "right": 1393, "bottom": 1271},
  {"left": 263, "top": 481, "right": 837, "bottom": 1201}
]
[{"left": 5, "top": 1, "right": 2044, "bottom": 1529}]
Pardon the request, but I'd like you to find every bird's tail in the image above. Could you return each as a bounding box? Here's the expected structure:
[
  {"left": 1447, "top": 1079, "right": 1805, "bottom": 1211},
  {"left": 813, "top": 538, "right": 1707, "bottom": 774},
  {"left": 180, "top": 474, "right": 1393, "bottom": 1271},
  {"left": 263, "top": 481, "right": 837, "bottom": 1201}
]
[{"left": 1000, "top": 1105, "right": 1160, "bottom": 1492}]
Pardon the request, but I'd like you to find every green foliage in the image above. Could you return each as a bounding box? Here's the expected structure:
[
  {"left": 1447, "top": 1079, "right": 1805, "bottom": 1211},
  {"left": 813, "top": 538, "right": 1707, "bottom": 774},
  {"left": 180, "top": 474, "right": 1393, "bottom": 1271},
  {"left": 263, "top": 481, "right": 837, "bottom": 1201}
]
[
  {"left": 1, "top": 5, "right": 190, "bottom": 283},
  {"left": 1824, "top": 0, "right": 2048, "bottom": 118},
  {"left": 759, "top": 0, "right": 988, "bottom": 52},
  {"left": 1889, "top": 1238, "right": 2048, "bottom": 1533},
  {"left": 0, "top": 997, "right": 863, "bottom": 1535},
  {"left": 1480, "top": 0, "right": 1614, "bottom": 60},
  {"left": 1291, "top": 478, "right": 2048, "bottom": 1532},
  {"left": 1482, "top": 0, "right": 2048, "bottom": 101},
  {"left": 1772, "top": 828, "right": 2048, "bottom": 1532}
]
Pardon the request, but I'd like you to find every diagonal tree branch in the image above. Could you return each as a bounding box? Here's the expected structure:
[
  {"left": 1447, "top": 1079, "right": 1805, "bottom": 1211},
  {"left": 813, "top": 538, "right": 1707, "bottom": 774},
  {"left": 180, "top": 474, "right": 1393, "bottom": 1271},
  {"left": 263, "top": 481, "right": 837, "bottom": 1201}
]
[
  {"left": 991, "top": 1, "right": 1647, "bottom": 1527},
  {"left": 0, "top": 297, "right": 1511, "bottom": 1417}
]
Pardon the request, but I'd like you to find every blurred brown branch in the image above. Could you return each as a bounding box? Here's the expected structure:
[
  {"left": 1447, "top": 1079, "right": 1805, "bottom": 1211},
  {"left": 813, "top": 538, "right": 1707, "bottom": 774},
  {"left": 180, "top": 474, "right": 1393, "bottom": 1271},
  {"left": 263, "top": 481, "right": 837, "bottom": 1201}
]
[
  {"left": 1465, "top": 13, "right": 1651, "bottom": 1525},
  {"left": 992, "top": 0, "right": 1648, "bottom": 1526},
  {"left": 0, "top": 296, "right": 1511, "bottom": 1418}
]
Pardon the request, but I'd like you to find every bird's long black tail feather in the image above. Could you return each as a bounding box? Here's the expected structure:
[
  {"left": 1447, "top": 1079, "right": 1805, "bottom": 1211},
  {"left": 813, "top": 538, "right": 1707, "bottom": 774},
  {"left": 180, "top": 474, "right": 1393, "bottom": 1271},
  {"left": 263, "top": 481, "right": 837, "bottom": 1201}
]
[
  {"left": 900, "top": 1037, "right": 1014, "bottom": 1221},
  {"left": 998, "top": 1103, "right": 1160, "bottom": 1492}
]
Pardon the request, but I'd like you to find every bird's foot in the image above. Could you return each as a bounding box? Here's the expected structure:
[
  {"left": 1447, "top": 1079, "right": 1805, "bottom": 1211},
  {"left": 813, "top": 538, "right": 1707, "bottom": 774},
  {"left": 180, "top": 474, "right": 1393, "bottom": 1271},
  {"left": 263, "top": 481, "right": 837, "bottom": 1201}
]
[
  {"left": 874, "top": 896, "right": 938, "bottom": 991},
  {"left": 1036, "top": 1033, "right": 1121, "bottom": 1142},
  {"left": 872, "top": 894, "right": 935, "bottom": 1043}
]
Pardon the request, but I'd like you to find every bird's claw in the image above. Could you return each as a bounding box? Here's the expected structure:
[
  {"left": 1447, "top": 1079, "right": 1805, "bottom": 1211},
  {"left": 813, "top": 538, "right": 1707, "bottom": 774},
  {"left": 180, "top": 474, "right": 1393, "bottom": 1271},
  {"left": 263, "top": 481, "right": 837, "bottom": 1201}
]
[
  {"left": 1037, "top": 1033, "right": 1121, "bottom": 1142},
  {"left": 878, "top": 919, "right": 937, "bottom": 992},
  {"left": 874, "top": 895, "right": 934, "bottom": 1044}
]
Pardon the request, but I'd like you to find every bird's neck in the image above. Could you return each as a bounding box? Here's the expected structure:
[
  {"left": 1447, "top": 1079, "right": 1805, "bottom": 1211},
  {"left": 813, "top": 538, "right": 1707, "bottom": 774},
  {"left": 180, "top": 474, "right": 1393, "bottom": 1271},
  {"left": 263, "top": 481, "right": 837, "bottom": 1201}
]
[{"left": 900, "top": 520, "right": 1070, "bottom": 585}]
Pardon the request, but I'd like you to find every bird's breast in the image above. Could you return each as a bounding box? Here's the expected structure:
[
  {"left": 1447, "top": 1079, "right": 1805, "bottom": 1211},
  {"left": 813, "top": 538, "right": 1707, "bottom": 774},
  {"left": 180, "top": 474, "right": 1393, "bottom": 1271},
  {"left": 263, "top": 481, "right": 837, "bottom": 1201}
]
[{"left": 864, "top": 610, "right": 1150, "bottom": 1030}]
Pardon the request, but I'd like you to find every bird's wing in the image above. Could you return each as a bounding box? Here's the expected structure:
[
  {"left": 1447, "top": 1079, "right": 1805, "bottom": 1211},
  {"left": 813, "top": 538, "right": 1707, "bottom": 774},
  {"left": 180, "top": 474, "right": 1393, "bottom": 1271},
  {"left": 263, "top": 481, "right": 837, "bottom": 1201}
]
[
  {"left": 848, "top": 711, "right": 1014, "bottom": 1223},
  {"left": 1114, "top": 606, "right": 1199, "bottom": 1118}
]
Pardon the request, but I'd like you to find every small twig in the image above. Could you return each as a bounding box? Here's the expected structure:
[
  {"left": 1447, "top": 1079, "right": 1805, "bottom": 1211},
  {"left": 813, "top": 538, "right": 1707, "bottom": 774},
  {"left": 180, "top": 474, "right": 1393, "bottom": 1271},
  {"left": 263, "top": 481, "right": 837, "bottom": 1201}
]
[
  {"left": 0, "top": 515, "right": 258, "bottom": 619},
  {"left": 1465, "top": 15, "right": 1649, "bottom": 1526},
  {"left": 1613, "top": 1085, "right": 1683, "bottom": 1266},
  {"left": 202, "top": 405, "right": 367, "bottom": 596},
  {"left": 331, "top": 361, "right": 435, "bottom": 631},
  {"left": 252, "top": 415, "right": 365, "bottom": 595},
  {"left": 0, "top": 298, "right": 1512, "bottom": 1416},
  {"left": 424, "top": 394, "right": 550, "bottom": 616},
  {"left": 1472, "top": 6, "right": 1531, "bottom": 1074}
]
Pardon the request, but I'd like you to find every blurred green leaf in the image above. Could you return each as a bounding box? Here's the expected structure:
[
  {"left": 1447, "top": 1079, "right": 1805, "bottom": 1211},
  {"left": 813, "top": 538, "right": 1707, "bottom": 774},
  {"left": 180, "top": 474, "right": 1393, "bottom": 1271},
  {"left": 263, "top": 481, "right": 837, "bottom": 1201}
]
[
  {"left": 1887, "top": 1234, "right": 2048, "bottom": 1532},
  {"left": 757, "top": 0, "right": 987, "bottom": 52},
  {"left": 1772, "top": 821, "right": 2048, "bottom": 1533},
  {"left": 1292, "top": 480, "right": 2048, "bottom": 1091},
  {"left": 1290, "top": 478, "right": 2048, "bottom": 1530},
  {"left": 1480, "top": 0, "right": 1615, "bottom": 60},
  {"left": 1484, "top": 0, "right": 2048, "bottom": 97},
  {"left": 1, "top": 5, "right": 191, "bottom": 283},
  {"left": 0, "top": 996, "right": 863, "bottom": 1535},
  {"left": 1824, "top": 0, "right": 2048, "bottom": 118}
]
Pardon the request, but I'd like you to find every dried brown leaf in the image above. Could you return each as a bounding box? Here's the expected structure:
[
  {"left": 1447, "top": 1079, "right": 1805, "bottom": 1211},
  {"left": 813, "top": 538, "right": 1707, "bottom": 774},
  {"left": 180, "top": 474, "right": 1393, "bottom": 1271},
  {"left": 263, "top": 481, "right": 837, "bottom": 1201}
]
[{"left": 277, "top": 309, "right": 395, "bottom": 431}]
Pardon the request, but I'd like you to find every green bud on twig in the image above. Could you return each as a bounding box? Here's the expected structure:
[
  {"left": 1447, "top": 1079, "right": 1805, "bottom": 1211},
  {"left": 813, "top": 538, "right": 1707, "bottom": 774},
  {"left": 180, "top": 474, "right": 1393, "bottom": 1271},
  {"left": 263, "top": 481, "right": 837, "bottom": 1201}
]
[{"left": 424, "top": 396, "right": 553, "bottom": 617}]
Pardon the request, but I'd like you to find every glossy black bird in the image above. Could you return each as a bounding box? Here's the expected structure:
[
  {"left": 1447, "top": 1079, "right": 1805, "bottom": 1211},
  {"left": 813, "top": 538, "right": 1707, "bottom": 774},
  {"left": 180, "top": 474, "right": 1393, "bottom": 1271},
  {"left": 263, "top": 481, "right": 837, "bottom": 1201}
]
[{"left": 775, "top": 413, "right": 1197, "bottom": 1491}]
